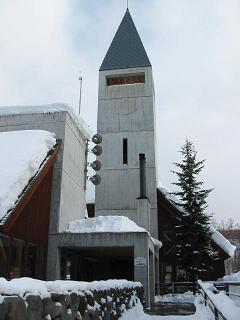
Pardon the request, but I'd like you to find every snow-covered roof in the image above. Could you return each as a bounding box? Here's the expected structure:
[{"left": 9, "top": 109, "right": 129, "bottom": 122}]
[
  {"left": 67, "top": 215, "right": 147, "bottom": 233},
  {"left": 210, "top": 227, "right": 236, "bottom": 257},
  {"left": 0, "top": 130, "right": 56, "bottom": 222},
  {"left": 0, "top": 103, "right": 92, "bottom": 140},
  {"left": 157, "top": 181, "right": 186, "bottom": 214},
  {"left": 157, "top": 181, "right": 236, "bottom": 257},
  {"left": 67, "top": 216, "right": 162, "bottom": 248}
]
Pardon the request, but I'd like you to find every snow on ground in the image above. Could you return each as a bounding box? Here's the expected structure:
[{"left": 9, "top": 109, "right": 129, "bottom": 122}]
[
  {"left": 0, "top": 103, "right": 92, "bottom": 139},
  {"left": 0, "top": 130, "right": 56, "bottom": 221},
  {"left": 155, "top": 291, "right": 195, "bottom": 303},
  {"left": 67, "top": 215, "right": 147, "bottom": 233},
  {"left": 0, "top": 278, "right": 141, "bottom": 299},
  {"left": 120, "top": 295, "right": 213, "bottom": 320}
]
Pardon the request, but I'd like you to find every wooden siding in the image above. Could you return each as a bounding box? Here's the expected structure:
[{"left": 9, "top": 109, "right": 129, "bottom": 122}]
[
  {"left": 0, "top": 144, "right": 60, "bottom": 245},
  {"left": 157, "top": 189, "right": 228, "bottom": 281},
  {"left": 7, "top": 167, "right": 54, "bottom": 245}
]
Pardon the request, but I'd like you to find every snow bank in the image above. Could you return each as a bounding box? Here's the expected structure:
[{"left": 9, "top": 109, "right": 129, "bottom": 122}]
[
  {"left": 0, "top": 103, "right": 92, "bottom": 139},
  {"left": 210, "top": 227, "right": 236, "bottom": 257},
  {"left": 0, "top": 130, "right": 56, "bottom": 221},
  {"left": 45, "top": 279, "right": 142, "bottom": 293},
  {"left": 0, "top": 277, "right": 50, "bottom": 298},
  {"left": 0, "top": 278, "right": 141, "bottom": 298},
  {"left": 222, "top": 271, "right": 240, "bottom": 282},
  {"left": 67, "top": 216, "right": 147, "bottom": 233}
]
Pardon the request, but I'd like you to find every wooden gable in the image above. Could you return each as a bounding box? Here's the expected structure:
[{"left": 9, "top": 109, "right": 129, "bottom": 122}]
[{"left": 0, "top": 144, "right": 60, "bottom": 245}]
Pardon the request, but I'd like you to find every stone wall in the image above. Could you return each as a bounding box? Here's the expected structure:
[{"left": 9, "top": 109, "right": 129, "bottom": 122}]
[{"left": 0, "top": 285, "right": 144, "bottom": 320}]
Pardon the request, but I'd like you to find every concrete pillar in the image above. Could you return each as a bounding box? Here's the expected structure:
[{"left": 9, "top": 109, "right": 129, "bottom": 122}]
[
  {"left": 134, "top": 234, "right": 150, "bottom": 308},
  {"left": 155, "top": 255, "right": 160, "bottom": 296},
  {"left": 149, "top": 250, "right": 155, "bottom": 303},
  {"left": 136, "top": 198, "right": 150, "bottom": 232},
  {"left": 46, "top": 235, "right": 61, "bottom": 280}
]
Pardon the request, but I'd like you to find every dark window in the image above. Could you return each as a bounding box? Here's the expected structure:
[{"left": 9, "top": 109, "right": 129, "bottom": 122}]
[
  {"left": 10, "top": 238, "right": 24, "bottom": 278},
  {"left": 123, "top": 138, "right": 128, "bottom": 165},
  {"left": 107, "top": 74, "right": 145, "bottom": 86},
  {"left": 25, "top": 244, "right": 37, "bottom": 278},
  {"left": 0, "top": 234, "right": 10, "bottom": 277}
]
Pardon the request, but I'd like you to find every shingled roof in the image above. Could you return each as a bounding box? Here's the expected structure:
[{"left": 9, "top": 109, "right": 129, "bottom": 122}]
[{"left": 99, "top": 9, "right": 151, "bottom": 71}]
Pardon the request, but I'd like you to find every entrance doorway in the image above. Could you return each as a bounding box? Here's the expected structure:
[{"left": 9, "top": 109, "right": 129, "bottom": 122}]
[{"left": 60, "top": 247, "right": 134, "bottom": 282}]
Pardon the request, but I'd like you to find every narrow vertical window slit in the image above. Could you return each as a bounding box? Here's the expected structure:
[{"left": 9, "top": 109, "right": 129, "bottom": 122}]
[{"left": 123, "top": 138, "right": 128, "bottom": 165}]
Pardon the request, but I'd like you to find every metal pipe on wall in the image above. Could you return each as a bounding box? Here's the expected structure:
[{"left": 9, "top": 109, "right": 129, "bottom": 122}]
[{"left": 139, "top": 153, "right": 147, "bottom": 198}]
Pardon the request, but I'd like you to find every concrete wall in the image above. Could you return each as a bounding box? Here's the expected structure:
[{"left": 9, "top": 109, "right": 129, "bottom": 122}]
[
  {"left": 96, "top": 66, "right": 158, "bottom": 238},
  {"left": 58, "top": 113, "right": 86, "bottom": 232},
  {"left": 48, "top": 232, "right": 157, "bottom": 307},
  {"left": 0, "top": 110, "right": 87, "bottom": 234}
]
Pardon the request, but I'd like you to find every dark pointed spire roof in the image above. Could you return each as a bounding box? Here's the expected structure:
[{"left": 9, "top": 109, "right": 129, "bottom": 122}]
[{"left": 99, "top": 9, "right": 151, "bottom": 71}]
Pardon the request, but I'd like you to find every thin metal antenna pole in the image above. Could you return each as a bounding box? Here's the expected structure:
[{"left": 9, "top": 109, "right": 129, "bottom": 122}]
[
  {"left": 78, "top": 75, "right": 83, "bottom": 115},
  {"left": 127, "top": 0, "right": 129, "bottom": 9}
]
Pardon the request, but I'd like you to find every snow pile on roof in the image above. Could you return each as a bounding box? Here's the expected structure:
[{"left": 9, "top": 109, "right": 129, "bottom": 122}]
[
  {"left": 151, "top": 237, "right": 162, "bottom": 248},
  {"left": 0, "top": 130, "right": 56, "bottom": 221},
  {"left": 158, "top": 181, "right": 236, "bottom": 257},
  {"left": 0, "top": 103, "right": 92, "bottom": 139},
  {"left": 210, "top": 227, "right": 236, "bottom": 257},
  {"left": 157, "top": 181, "right": 185, "bottom": 214},
  {"left": 67, "top": 216, "right": 147, "bottom": 233},
  {"left": 0, "top": 278, "right": 142, "bottom": 299}
]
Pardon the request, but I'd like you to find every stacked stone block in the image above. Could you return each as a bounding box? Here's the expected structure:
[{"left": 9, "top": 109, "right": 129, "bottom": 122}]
[{"left": 0, "top": 286, "right": 144, "bottom": 320}]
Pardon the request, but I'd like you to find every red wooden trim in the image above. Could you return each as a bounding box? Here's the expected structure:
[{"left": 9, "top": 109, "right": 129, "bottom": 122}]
[{"left": 1, "top": 144, "right": 60, "bottom": 233}]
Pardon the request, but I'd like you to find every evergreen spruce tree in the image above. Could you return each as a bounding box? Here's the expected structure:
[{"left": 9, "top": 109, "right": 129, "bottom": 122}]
[{"left": 172, "top": 139, "right": 214, "bottom": 282}]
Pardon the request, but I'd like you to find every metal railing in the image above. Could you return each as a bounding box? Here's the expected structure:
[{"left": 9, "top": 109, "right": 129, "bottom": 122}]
[
  {"left": 159, "top": 282, "right": 197, "bottom": 295},
  {"left": 213, "top": 282, "right": 240, "bottom": 301},
  {"left": 198, "top": 282, "right": 226, "bottom": 320},
  {"left": 198, "top": 281, "right": 240, "bottom": 320},
  {"left": 159, "top": 281, "right": 240, "bottom": 320}
]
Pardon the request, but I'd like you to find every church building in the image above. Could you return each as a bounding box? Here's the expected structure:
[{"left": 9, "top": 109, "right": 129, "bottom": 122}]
[{"left": 96, "top": 9, "right": 158, "bottom": 239}]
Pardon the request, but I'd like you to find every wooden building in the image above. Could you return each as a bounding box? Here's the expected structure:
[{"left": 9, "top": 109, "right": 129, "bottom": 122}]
[{"left": 157, "top": 186, "right": 234, "bottom": 283}]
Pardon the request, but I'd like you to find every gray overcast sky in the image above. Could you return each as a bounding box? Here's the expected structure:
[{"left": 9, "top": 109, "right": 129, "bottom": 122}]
[{"left": 0, "top": 0, "right": 239, "bottom": 223}]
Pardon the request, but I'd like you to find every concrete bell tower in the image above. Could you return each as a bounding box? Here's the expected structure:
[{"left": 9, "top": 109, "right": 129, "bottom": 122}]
[{"left": 95, "top": 9, "right": 158, "bottom": 238}]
